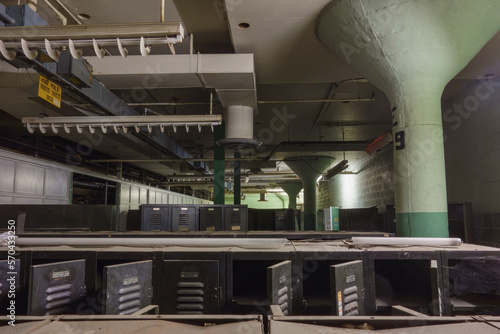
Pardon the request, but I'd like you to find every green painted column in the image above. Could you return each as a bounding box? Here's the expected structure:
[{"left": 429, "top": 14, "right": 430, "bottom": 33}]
[
  {"left": 213, "top": 121, "right": 225, "bottom": 205},
  {"left": 285, "top": 156, "right": 333, "bottom": 231},
  {"left": 392, "top": 91, "right": 449, "bottom": 237},
  {"left": 279, "top": 182, "right": 303, "bottom": 209}
]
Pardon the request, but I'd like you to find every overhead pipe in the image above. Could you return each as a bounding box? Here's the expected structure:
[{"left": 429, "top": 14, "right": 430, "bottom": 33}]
[{"left": 317, "top": 0, "right": 500, "bottom": 237}]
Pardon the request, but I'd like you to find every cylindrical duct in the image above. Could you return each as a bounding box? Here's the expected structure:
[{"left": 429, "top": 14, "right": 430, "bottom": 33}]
[
  {"left": 317, "top": 0, "right": 500, "bottom": 237},
  {"left": 225, "top": 105, "right": 254, "bottom": 139}
]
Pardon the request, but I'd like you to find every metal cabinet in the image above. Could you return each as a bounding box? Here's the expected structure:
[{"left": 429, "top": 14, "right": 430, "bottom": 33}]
[
  {"left": 141, "top": 205, "right": 169, "bottom": 231},
  {"left": 171, "top": 205, "right": 199, "bottom": 232},
  {"left": 225, "top": 205, "right": 248, "bottom": 231},
  {"left": 199, "top": 205, "right": 224, "bottom": 231}
]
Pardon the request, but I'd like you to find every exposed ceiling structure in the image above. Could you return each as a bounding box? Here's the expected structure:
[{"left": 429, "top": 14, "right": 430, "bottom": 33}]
[{"left": 0, "top": 0, "right": 498, "bottom": 197}]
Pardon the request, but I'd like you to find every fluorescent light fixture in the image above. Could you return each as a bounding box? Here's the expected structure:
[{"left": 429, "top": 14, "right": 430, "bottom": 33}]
[
  {"left": 0, "top": 22, "right": 184, "bottom": 60},
  {"left": 22, "top": 115, "right": 222, "bottom": 134},
  {"left": 351, "top": 237, "right": 462, "bottom": 247}
]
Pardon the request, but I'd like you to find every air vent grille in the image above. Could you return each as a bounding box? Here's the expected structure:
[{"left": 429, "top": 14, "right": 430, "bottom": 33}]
[{"left": 176, "top": 281, "right": 205, "bottom": 314}]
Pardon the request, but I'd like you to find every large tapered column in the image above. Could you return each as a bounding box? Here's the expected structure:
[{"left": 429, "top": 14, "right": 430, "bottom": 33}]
[
  {"left": 279, "top": 182, "right": 303, "bottom": 209},
  {"left": 285, "top": 156, "right": 332, "bottom": 230},
  {"left": 317, "top": 0, "right": 500, "bottom": 237}
]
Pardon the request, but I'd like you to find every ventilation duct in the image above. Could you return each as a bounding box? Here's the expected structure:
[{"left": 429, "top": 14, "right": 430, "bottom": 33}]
[{"left": 217, "top": 105, "right": 262, "bottom": 150}]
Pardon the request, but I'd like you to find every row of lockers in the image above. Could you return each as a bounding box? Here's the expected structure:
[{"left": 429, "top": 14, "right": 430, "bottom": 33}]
[
  {"left": 141, "top": 204, "right": 248, "bottom": 232},
  {"left": 2, "top": 247, "right": 500, "bottom": 317}
]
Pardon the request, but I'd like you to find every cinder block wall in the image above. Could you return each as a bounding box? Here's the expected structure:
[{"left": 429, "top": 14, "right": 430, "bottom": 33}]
[{"left": 318, "top": 147, "right": 394, "bottom": 210}]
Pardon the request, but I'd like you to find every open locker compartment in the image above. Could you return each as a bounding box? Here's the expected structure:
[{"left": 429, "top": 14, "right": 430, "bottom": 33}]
[
  {"left": 101, "top": 260, "right": 153, "bottom": 315},
  {"left": 444, "top": 256, "right": 500, "bottom": 315},
  {"left": 300, "top": 257, "right": 366, "bottom": 316},
  {"left": 28, "top": 259, "right": 87, "bottom": 316},
  {"left": 199, "top": 205, "right": 224, "bottom": 231},
  {"left": 373, "top": 258, "right": 441, "bottom": 316},
  {"left": 230, "top": 258, "right": 293, "bottom": 315}
]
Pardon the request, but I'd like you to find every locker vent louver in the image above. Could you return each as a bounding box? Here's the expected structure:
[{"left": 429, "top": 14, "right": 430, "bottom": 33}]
[
  {"left": 117, "top": 283, "right": 142, "bottom": 315},
  {"left": 176, "top": 281, "right": 205, "bottom": 314},
  {"left": 342, "top": 286, "right": 359, "bottom": 316},
  {"left": 179, "top": 214, "right": 189, "bottom": 226},
  {"left": 277, "top": 278, "right": 289, "bottom": 315},
  {"left": 44, "top": 283, "right": 73, "bottom": 315},
  {"left": 231, "top": 211, "right": 241, "bottom": 225},
  {"left": 149, "top": 213, "right": 162, "bottom": 230},
  {"left": 207, "top": 212, "right": 216, "bottom": 227}
]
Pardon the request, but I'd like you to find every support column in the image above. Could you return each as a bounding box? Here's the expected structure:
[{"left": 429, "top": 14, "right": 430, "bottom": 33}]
[
  {"left": 393, "top": 92, "right": 448, "bottom": 237},
  {"left": 234, "top": 151, "right": 241, "bottom": 205},
  {"left": 213, "top": 121, "right": 225, "bottom": 205},
  {"left": 280, "top": 182, "right": 303, "bottom": 209}
]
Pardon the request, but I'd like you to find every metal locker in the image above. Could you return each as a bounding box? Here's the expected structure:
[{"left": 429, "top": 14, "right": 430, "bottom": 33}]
[
  {"left": 28, "top": 259, "right": 86, "bottom": 315},
  {"left": 224, "top": 205, "right": 248, "bottom": 231},
  {"left": 141, "top": 205, "right": 169, "bottom": 231},
  {"left": 199, "top": 205, "right": 223, "bottom": 231},
  {"left": 163, "top": 260, "right": 219, "bottom": 314},
  {"left": 171, "top": 206, "right": 199, "bottom": 231},
  {"left": 330, "top": 260, "right": 364, "bottom": 316},
  {"left": 267, "top": 260, "right": 293, "bottom": 315},
  {"left": 102, "top": 260, "right": 153, "bottom": 315}
]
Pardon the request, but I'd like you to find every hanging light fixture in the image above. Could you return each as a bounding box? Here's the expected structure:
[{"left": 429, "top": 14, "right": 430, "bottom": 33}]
[
  {"left": 22, "top": 115, "right": 222, "bottom": 134},
  {"left": 0, "top": 22, "right": 184, "bottom": 60}
]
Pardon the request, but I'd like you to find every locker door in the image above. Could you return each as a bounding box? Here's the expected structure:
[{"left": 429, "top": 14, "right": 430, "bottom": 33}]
[
  {"left": 330, "top": 260, "right": 364, "bottom": 316},
  {"left": 430, "top": 260, "right": 443, "bottom": 316},
  {"left": 28, "top": 259, "right": 86, "bottom": 315},
  {"left": 141, "top": 205, "right": 169, "bottom": 231},
  {"left": 267, "top": 260, "right": 292, "bottom": 315},
  {"left": 199, "top": 206, "right": 223, "bottom": 231},
  {"left": 163, "top": 260, "right": 219, "bottom": 314},
  {"left": 172, "top": 206, "right": 198, "bottom": 231},
  {"left": 103, "top": 260, "right": 153, "bottom": 315}
]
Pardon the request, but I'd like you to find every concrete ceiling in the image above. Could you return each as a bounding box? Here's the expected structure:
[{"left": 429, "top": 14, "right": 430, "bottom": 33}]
[{"left": 0, "top": 0, "right": 498, "bottom": 186}]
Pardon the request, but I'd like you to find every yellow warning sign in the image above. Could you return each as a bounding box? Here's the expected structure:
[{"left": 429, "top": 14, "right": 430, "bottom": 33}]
[{"left": 38, "top": 75, "right": 61, "bottom": 108}]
